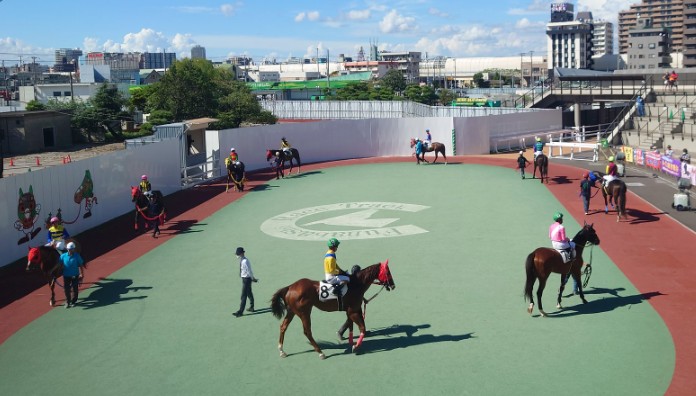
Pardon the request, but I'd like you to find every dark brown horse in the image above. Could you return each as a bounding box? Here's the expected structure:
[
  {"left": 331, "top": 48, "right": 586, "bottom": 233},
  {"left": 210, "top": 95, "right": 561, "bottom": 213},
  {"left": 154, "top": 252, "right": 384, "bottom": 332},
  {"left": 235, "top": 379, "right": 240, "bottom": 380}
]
[
  {"left": 524, "top": 223, "right": 600, "bottom": 317},
  {"left": 533, "top": 153, "right": 549, "bottom": 183},
  {"left": 266, "top": 148, "right": 301, "bottom": 174},
  {"left": 271, "top": 260, "right": 395, "bottom": 359},
  {"left": 26, "top": 241, "right": 82, "bottom": 306},
  {"left": 131, "top": 186, "right": 166, "bottom": 230},
  {"left": 409, "top": 138, "right": 448, "bottom": 164},
  {"left": 226, "top": 160, "right": 246, "bottom": 192},
  {"left": 602, "top": 178, "right": 628, "bottom": 222}
]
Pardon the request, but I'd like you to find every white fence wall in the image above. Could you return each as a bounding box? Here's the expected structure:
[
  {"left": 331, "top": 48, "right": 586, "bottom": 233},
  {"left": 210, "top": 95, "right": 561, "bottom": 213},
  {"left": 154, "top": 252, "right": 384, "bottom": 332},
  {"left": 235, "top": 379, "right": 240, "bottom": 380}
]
[
  {"left": 1, "top": 139, "right": 181, "bottom": 267},
  {"left": 1, "top": 110, "right": 561, "bottom": 267}
]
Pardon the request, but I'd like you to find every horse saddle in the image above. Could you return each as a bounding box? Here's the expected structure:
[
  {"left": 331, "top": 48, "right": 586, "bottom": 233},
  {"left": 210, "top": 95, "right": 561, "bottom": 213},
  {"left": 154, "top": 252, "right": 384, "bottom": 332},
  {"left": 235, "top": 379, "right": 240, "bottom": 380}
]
[
  {"left": 318, "top": 281, "right": 346, "bottom": 302},
  {"left": 556, "top": 248, "right": 575, "bottom": 264}
]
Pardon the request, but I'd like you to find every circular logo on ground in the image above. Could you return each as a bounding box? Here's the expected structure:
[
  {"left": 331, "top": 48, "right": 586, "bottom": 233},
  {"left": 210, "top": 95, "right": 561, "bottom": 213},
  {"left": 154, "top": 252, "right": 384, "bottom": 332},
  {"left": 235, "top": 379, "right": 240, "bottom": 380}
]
[{"left": 260, "top": 202, "right": 430, "bottom": 241}]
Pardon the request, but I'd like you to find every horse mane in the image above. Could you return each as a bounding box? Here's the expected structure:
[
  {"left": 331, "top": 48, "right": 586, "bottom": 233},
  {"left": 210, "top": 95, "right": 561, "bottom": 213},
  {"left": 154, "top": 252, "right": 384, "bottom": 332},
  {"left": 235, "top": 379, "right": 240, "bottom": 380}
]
[
  {"left": 35, "top": 246, "right": 60, "bottom": 274},
  {"left": 571, "top": 224, "right": 593, "bottom": 246},
  {"left": 354, "top": 262, "right": 381, "bottom": 285}
]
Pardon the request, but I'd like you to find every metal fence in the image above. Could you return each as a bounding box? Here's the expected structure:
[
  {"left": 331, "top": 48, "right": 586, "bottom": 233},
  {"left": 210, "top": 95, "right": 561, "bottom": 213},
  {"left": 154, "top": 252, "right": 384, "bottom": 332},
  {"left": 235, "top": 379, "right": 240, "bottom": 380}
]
[{"left": 260, "top": 100, "right": 547, "bottom": 120}]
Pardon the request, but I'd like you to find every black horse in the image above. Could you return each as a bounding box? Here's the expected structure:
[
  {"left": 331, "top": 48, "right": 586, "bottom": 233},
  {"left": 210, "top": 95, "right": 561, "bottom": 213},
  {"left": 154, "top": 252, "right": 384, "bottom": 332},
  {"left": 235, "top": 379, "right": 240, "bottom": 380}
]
[
  {"left": 226, "top": 160, "right": 246, "bottom": 192},
  {"left": 533, "top": 153, "right": 549, "bottom": 183},
  {"left": 266, "top": 148, "right": 301, "bottom": 174},
  {"left": 130, "top": 186, "right": 166, "bottom": 230}
]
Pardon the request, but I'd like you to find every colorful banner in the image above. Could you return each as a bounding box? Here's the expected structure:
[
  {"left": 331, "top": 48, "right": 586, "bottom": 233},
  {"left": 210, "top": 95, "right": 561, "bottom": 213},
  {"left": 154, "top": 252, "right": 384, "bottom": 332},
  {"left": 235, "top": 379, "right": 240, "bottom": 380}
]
[
  {"left": 634, "top": 149, "right": 645, "bottom": 166},
  {"left": 661, "top": 155, "right": 681, "bottom": 177},
  {"left": 645, "top": 151, "right": 661, "bottom": 170}
]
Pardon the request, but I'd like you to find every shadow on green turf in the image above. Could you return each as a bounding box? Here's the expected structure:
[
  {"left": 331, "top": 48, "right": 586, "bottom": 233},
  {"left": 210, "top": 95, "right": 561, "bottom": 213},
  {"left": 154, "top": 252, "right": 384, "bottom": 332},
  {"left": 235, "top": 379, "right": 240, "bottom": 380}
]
[
  {"left": 282, "top": 324, "right": 474, "bottom": 358},
  {"left": 77, "top": 277, "right": 152, "bottom": 309},
  {"left": 536, "top": 290, "right": 664, "bottom": 318}
]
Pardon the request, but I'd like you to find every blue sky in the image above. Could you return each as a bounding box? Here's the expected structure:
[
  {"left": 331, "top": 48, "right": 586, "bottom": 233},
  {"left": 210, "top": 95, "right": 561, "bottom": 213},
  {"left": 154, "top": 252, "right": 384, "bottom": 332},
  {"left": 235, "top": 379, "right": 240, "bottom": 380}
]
[{"left": 0, "top": 0, "right": 633, "bottom": 65}]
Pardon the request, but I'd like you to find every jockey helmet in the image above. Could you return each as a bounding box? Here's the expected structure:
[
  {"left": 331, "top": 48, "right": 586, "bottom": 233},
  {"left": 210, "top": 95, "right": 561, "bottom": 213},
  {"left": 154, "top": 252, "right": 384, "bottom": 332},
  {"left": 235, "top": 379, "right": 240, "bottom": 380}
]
[
  {"left": 536, "top": 137, "right": 541, "bottom": 142},
  {"left": 553, "top": 212, "right": 563, "bottom": 222},
  {"left": 327, "top": 238, "right": 340, "bottom": 249},
  {"left": 426, "top": 129, "right": 430, "bottom": 132},
  {"left": 141, "top": 175, "right": 148, "bottom": 180},
  {"left": 230, "top": 148, "right": 236, "bottom": 152},
  {"left": 50, "top": 216, "right": 59, "bottom": 224},
  {"left": 66, "top": 242, "right": 76, "bottom": 250},
  {"left": 55, "top": 241, "right": 66, "bottom": 251},
  {"left": 582, "top": 172, "right": 589, "bottom": 179},
  {"left": 608, "top": 156, "right": 615, "bottom": 162},
  {"left": 519, "top": 151, "right": 524, "bottom": 155}
]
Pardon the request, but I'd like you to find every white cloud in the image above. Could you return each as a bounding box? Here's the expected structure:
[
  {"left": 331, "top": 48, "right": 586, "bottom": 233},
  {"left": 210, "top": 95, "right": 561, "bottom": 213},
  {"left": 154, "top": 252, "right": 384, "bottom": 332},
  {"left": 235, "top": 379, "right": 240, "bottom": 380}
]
[
  {"left": 295, "top": 10, "right": 319, "bottom": 22},
  {"left": 508, "top": 0, "right": 548, "bottom": 16},
  {"left": 173, "top": 6, "right": 215, "bottom": 14},
  {"left": 428, "top": 7, "right": 448, "bottom": 18},
  {"left": 379, "top": 9, "right": 416, "bottom": 34},
  {"left": 577, "top": 0, "right": 634, "bottom": 24},
  {"left": 347, "top": 9, "right": 370, "bottom": 20},
  {"left": 0, "top": 37, "right": 53, "bottom": 63},
  {"left": 304, "top": 43, "right": 326, "bottom": 59},
  {"left": 220, "top": 3, "right": 239, "bottom": 17},
  {"left": 515, "top": 18, "right": 545, "bottom": 30},
  {"left": 82, "top": 37, "right": 100, "bottom": 52}
]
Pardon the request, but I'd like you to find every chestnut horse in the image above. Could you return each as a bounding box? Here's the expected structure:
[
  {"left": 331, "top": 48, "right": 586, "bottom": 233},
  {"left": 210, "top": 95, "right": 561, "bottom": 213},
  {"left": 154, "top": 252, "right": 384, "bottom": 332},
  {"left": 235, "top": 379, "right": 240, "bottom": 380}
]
[
  {"left": 524, "top": 223, "right": 600, "bottom": 317},
  {"left": 271, "top": 260, "right": 395, "bottom": 359},
  {"left": 266, "top": 148, "right": 301, "bottom": 174},
  {"left": 409, "top": 138, "right": 447, "bottom": 164},
  {"left": 27, "top": 241, "right": 82, "bottom": 306},
  {"left": 533, "top": 153, "right": 549, "bottom": 183}
]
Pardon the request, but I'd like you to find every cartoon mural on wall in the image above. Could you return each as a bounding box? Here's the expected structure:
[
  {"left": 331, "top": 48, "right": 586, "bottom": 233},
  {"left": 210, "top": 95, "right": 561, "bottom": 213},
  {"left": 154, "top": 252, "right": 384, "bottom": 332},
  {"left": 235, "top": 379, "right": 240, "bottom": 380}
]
[
  {"left": 74, "top": 170, "right": 98, "bottom": 219},
  {"left": 14, "top": 185, "right": 42, "bottom": 245},
  {"left": 45, "top": 169, "right": 99, "bottom": 227}
]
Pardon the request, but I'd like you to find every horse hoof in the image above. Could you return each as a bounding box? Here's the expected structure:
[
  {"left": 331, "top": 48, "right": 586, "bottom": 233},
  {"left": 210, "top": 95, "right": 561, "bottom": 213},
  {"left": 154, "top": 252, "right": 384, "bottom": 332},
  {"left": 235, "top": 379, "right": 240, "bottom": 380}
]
[
  {"left": 556, "top": 303, "right": 562, "bottom": 309},
  {"left": 279, "top": 351, "right": 287, "bottom": 358},
  {"left": 527, "top": 304, "right": 534, "bottom": 315},
  {"left": 50, "top": 300, "right": 54, "bottom": 307},
  {"left": 582, "top": 299, "right": 588, "bottom": 304},
  {"left": 539, "top": 310, "right": 547, "bottom": 317},
  {"left": 319, "top": 353, "right": 326, "bottom": 360}
]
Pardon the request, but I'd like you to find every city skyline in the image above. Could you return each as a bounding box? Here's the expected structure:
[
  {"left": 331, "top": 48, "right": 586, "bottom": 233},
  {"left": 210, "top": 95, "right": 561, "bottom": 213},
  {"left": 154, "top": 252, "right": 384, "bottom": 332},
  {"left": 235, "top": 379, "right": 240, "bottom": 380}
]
[{"left": 1, "top": 0, "right": 634, "bottom": 64}]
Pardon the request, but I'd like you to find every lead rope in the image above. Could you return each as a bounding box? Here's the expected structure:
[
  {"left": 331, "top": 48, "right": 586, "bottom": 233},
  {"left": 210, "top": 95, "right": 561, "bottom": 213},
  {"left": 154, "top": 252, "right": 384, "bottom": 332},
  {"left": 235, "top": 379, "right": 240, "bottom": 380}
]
[{"left": 362, "top": 284, "right": 385, "bottom": 319}]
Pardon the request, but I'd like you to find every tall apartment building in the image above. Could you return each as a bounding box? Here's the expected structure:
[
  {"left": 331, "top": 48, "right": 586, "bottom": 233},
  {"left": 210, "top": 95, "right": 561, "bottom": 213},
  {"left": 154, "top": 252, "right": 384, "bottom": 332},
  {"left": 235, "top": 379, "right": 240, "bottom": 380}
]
[
  {"left": 379, "top": 51, "right": 421, "bottom": 83},
  {"left": 592, "top": 21, "right": 614, "bottom": 57},
  {"left": 684, "top": 0, "right": 696, "bottom": 67},
  {"left": 85, "top": 52, "right": 141, "bottom": 70},
  {"left": 546, "top": 4, "right": 594, "bottom": 75},
  {"left": 618, "top": 0, "right": 683, "bottom": 54},
  {"left": 54, "top": 48, "right": 82, "bottom": 72},
  {"left": 141, "top": 52, "right": 176, "bottom": 69},
  {"left": 626, "top": 17, "right": 672, "bottom": 69},
  {"left": 191, "top": 45, "right": 206, "bottom": 60}
]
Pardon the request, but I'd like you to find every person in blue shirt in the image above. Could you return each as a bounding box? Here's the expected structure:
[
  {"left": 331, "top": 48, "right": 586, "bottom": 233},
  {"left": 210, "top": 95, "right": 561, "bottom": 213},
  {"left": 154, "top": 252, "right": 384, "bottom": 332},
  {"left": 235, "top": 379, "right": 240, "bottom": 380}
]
[
  {"left": 59, "top": 242, "right": 85, "bottom": 308},
  {"left": 415, "top": 138, "right": 425, "bottom": 164}
]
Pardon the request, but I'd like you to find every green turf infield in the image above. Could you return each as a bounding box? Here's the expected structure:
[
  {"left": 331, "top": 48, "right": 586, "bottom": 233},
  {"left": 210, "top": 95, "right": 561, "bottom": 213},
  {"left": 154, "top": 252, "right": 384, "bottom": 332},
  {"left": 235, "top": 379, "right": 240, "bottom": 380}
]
[{"left": 0, "top": 163, "right": 673, "bottom": 395}]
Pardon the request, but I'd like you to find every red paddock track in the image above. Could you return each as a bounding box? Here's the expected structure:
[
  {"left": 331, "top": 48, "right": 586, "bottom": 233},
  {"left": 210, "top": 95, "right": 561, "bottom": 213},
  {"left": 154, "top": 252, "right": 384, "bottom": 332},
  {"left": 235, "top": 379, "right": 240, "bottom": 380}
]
[{"left": 1, "top": 156, "right": 694, "bottom": 395}]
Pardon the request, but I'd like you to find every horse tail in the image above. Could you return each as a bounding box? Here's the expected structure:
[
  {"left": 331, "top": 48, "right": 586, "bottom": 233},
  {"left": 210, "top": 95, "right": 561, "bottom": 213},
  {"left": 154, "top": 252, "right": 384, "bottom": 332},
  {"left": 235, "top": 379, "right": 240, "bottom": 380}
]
[
  {"left": 524, "top": 252, "right": 537, "bottom": 302},
  {"left": 271, "top": 286, "right": 289, "bottom": 319}
]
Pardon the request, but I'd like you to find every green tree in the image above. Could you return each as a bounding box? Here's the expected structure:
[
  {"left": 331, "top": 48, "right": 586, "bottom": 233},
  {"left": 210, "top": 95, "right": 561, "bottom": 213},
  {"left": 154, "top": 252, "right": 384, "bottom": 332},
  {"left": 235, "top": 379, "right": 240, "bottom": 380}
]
[
  {"left": 437, "top": 89, "right": 456, "bottom": 106},
  {"left": 381, "top": 69, "right": 406, "bottom": 94},
  {"left": 91, "top": 83, "right": 126, "bottom": 136},
  {"left": 404, "top": 84, "right": 438, "bottom": 105},
  {"left": 25, "top": 100, "right": 46, "bottom": 111},
  {"left": 148, "top": 58, "right": 221, "bottom": 121}
]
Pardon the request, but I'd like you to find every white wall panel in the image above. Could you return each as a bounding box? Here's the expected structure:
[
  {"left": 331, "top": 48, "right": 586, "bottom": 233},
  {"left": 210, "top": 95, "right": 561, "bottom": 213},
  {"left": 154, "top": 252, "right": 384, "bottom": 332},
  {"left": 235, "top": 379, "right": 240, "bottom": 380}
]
[
  {"left": 1, "top": 139, "right": 180, "bottom": 266},
  {"left": 2, "top": 111, "right": 561, "bottom": 268}
]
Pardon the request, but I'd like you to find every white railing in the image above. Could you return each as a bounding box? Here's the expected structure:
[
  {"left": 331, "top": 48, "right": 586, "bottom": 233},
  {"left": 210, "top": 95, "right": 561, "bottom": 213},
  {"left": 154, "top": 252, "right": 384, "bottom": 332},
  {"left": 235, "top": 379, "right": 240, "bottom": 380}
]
[{"left": 181, "top": 157, "right": 219, "bottom": 188}]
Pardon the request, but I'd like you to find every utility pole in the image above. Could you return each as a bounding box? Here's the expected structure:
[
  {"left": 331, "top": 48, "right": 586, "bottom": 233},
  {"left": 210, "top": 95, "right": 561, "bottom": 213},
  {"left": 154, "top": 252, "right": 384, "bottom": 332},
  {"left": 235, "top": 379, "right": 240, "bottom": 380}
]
[
  {"left": 519, "top": 53, "right": 525, "bottom": 87},
  {"left": 326, "top": 49, "right": 330, "bottom": 94}
]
